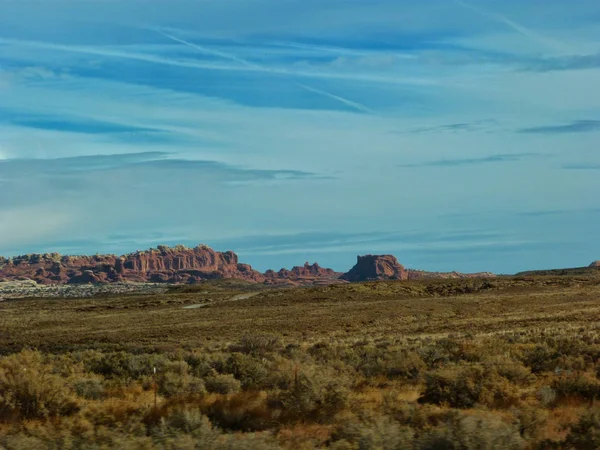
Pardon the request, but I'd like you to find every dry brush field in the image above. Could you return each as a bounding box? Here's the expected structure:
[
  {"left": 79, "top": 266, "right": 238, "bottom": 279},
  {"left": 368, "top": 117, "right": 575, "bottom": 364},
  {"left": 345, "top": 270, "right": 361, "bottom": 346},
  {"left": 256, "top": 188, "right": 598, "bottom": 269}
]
[{"left": 1, "top": 274, "right": 600, "bottom": 449}]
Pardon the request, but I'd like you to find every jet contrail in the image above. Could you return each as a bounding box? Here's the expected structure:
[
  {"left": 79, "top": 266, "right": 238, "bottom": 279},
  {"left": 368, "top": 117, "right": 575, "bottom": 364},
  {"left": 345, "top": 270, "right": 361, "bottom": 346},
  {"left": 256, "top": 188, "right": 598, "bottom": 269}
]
[
  {"left": 295, "top": 83, "right": 372, "bottom": 113},
  {"left": 455, "top": 0, "right": 572, "bottom": 53},
  {"left": 156, "top": 29, "right": 372, "bottom": 113}
]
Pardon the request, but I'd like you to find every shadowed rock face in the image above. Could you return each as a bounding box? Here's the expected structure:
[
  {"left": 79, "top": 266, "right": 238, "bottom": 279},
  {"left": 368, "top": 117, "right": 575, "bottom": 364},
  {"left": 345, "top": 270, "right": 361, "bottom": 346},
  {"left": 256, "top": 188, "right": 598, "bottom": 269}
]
[
  {"left": 0, "top": 246, "right": 267, "bottom": 285},
  {"left": 340, "top": 255, "right": 408, "bottom": 282},
  {"left": 0, "top": 246, "right": 343, "bottom": 286}
]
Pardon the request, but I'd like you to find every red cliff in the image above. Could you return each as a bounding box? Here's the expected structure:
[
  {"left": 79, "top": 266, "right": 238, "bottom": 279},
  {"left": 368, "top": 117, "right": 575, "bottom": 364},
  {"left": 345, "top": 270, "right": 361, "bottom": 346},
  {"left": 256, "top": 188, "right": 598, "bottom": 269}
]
[{"left": 340, "top": 255, "right": 408, "bottom": 282}]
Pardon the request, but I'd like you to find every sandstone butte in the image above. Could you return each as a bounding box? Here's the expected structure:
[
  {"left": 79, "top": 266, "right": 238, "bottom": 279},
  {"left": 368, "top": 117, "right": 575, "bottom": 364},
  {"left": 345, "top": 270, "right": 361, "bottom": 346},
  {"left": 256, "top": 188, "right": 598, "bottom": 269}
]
[{"left": 0, "top": 245, "right": 495, "bottom": 286}]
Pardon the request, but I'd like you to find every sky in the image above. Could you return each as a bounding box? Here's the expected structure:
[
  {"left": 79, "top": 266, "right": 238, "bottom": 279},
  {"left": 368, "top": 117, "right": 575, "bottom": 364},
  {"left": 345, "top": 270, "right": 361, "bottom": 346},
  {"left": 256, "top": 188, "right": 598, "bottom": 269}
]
[{"left": 0, "top": 0, "right": 599, "bottom": 274}]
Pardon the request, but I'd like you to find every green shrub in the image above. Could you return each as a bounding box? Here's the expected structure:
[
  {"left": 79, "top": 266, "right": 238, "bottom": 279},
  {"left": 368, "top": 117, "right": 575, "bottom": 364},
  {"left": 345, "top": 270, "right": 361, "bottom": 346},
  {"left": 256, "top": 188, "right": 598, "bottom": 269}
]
[
  {"left": 277, "top": 366, "right": 349, "bottom": 421},
  {"left": 523, "top": 345, "right": 560, "bottom": 374},
  {"left": 563, "top": 407, "right": 600, "bottom": 449},
  {"left": 419, "top": 367, "right": 519, "bottom": 409},
  {"left": 72, "top": 377, "right": 105, "bottom": 400},
  {"left": 158, "top": 372, "right": 206, "bottom": 399},
  {"left": 229, "top": 335, "right": 281, "bottom": 357},
  {"left": 204, "top": 372, "right": 241, "bottom": 395},
  {"left": 553, "top": 373, "right": 600, "bottom": 401},
  {"left": 536, "top": 386, "right": 557, "bottom": 407},
  {"left": 0, "top": 350, "right": 79, "bottom": 420},
  {"left": 415, "top": 412, "right": 525, "bottom": 450},
  {"left": 331, "top": 415, "right": 415, "bottom": 449},
  {"left": 222, "top": 353, "right": 269, "bottom": 389}
]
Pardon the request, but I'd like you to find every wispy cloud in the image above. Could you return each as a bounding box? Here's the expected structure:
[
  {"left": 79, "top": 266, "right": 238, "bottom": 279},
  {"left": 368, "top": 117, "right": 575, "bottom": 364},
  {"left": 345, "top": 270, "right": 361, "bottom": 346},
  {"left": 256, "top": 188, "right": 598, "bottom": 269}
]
[
  {"left": 523, "top": 52, "right": 600, "bottom": 72},
  {"left": 562, "top": 163, "right": 600, "bottom": 170},
  {"left": 3, "top": 112, "right": 162, "bottom": 135},
  {"left": 454, "top": 0, "right": 572, "bottom": 53},
  {"left": 0, "top": 36, "right": 426, "bottom": 88},
  {"left": 519, "top": 120, "right": 600, "bottom": 134},
  {"left": 155, "top": 29, "right": 372, "bottom": 113},
  {"left": 0, "top": 152, "right": 326, "bottom": 181},
  {"left": 517, "top": 207, "right": 600, "bottom": 217},
  {"left": 398, "top": 153, "right": 534, "bottom": 168},
  {"left": 396, "top": 119, "right": 497, "bottom": 134}
]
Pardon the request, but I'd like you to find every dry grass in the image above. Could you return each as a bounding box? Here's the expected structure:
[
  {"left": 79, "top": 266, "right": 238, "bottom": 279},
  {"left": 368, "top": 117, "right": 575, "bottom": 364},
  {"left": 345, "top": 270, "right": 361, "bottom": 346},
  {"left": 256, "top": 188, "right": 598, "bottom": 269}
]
[{"left": 0, "top": 273, "right": 599, "bottom": 448}]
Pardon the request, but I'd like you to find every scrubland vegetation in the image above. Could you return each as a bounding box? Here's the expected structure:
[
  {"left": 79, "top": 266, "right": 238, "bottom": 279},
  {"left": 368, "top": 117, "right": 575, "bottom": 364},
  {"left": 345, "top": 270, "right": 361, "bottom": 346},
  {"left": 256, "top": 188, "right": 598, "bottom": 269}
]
[{"left": 1, "top": 274, "right": 600, "bottom": 449}]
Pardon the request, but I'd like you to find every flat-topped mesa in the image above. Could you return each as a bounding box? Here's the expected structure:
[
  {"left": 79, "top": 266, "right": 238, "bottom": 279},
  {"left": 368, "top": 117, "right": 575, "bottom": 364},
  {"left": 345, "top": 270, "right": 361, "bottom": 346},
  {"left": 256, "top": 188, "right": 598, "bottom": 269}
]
[
  {"left": 340, "top": 255, "right": 408, "bottom": 282},
  {"left": 120, "top": 244, "right": 239, "bottom": 273}
]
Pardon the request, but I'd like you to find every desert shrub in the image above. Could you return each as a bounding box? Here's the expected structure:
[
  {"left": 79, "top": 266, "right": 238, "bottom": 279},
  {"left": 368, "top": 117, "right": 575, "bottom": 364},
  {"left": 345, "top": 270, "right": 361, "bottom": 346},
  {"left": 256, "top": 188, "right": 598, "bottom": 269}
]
[
  {"left": 382, "top": 398, "right": 447, "bottom": 431},
  {"left": 563, "top": 407, "right": 600, "bottom": 449},
  {"left": 161, "top": 407, "right": 214, "bottom": 436},
  {"left": 229, "top": 334, "right": 281, "bottom": 357},
  {"left": 221, "top": 353, "right": 269, "bottom": 389},
  {"left": 204, "top": 371, "right": 241, "bottom": 395},
  {"left": 354, "top": 347, "right": 426, "bottom": 381},
  {"left": 154, "top": 409, "right": 281, "bottom": 450},
  {"left": 72, "top": 376, "right": 106, "bottom": 400},
  {"left": 0, "top": 350, "right": 79, "bottom": 420},
  {"left": 512, "top": 406, "right": 549, "bottom": 440},
  {"left": 484, "top": 355, "right": 534, "bottom": 385},
  {"left": 158, "top": 372, "right": 206, "bottom": 399},
  {"left": 552, "top": 373, "right": 600, "bottom": 401},
  {"left": 185, "top": 353, "right": 222, "bottom": 378},
  {"left": 385, "top": 351, "right": 427, "bottom": 380},
  {"left": 330, "top": 415, "right": 414, "bottom": 450},
  {"left": 204, "top": 391, "right": 273, "bottom": 431},
  {"left": 415, "top": 412, "right": 525, "bottom": 450},
  {"left": 419, "top": 366, "right": 520, "bottom": 409},
  {"left": 536, "top": 386, "right": 557, "bottom": 407},
  {"left": 522, "top": 345, "right": 560, "bottom": 374},
  {"left": 277, "top": 366, "right": 349, "bottom": 421},
  {"left": 85, "top": 351, "right": 169, "bottom": 382}
]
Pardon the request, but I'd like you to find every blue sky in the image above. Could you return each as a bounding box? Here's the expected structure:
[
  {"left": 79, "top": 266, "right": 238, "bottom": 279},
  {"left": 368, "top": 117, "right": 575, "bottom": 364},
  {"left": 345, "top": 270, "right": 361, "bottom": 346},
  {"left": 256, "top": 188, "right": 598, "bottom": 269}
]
[{"left": 1, "top": 0, "right": 599, "bottom": 274}]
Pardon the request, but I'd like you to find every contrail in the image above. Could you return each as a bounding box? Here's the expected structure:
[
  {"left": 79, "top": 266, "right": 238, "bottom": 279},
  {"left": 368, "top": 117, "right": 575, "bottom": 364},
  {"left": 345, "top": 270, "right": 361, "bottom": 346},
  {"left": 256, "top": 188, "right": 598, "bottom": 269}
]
[
  {"left": 157, "top": 31, "right": 257, "bottom": 69},
  {"left": 295, "top": 83, "right": 371, "bottom": 113},
  {"left": 454, "top": 0, "right": 572, "bottom": 53},
  {"left": 156, "top": 29, "right": 372, "bottom": 113}
]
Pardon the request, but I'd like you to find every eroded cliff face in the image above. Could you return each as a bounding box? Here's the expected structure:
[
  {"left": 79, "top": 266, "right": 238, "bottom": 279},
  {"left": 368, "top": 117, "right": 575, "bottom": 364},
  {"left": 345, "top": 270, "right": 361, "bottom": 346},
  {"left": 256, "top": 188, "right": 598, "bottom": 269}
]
[
  {"left": 339, "top": 254, "right": 497, "bottom": 282},
  {"left": 340, "top": 255, "right": 408, "bottom": 282},
  {"left": 0, "top": 247, "right": 496, "bottom": 286},
  {"left": 590, "top": 261, "right": 600, "bottom": 268},
  {"left": 264, "top": 262, "right": 345, "bottom": 286},
  {"left": 0, "top": 245, "right": 266, "bottom": 285}
]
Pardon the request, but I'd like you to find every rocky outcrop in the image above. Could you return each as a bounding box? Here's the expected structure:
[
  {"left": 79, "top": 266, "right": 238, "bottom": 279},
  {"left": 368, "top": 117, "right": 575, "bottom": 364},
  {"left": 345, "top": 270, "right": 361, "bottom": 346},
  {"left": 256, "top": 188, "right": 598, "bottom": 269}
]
[
  {"left": 339, "top": 254, "right": 496, "bottom": 282},
  {"left": 0, "top": 247, "right": 497, "bottom": 286},
  {"left": 406, "top": 270, "right": 496, "bottom": 280},
  {"left": 264, "top": 262, "right": 345, "bottom": 286},
  {"left": 0, "top": 246, "right": 346, "bottom": 286},
  {"left": 0, "top": 245, "right": 267, "bottom": 285},
  {"left": 340, "top": 255, "right": 408, "bottom": 282},
  {"left": 590, "top": 261, "right": 600, "bottom": 268}
]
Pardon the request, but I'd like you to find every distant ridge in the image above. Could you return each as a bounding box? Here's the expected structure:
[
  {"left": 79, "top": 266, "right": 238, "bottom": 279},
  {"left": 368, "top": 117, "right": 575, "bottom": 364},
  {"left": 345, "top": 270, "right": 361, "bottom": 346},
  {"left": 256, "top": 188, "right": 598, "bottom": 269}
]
[
  {"left": 516, "top": 262, "right": 600, "bottom": 277},
  {"left": 0, "top": 245, "right": 496, "bottom": 286}
]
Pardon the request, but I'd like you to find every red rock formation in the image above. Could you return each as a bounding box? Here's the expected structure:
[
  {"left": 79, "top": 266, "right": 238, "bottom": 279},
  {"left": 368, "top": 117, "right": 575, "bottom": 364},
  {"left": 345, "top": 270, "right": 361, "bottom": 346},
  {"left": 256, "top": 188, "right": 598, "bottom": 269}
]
[
  {"left": 339, "top": 254, "right": 496, "bottom": 282},
  {"left": 0, "top": 245, "right": 267, "bottom": 285},
  {"left": 340, "top": 255, "right": 408, "bottom": 282},
  {"left": 590, "top": 261, "right": 600, "bottom": 268},
  {"left": 0, "top": 247, "right": 497, "bottom": 286},
  {"left": 264, "top": 262, "right": 344, "bottom": 286}
]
